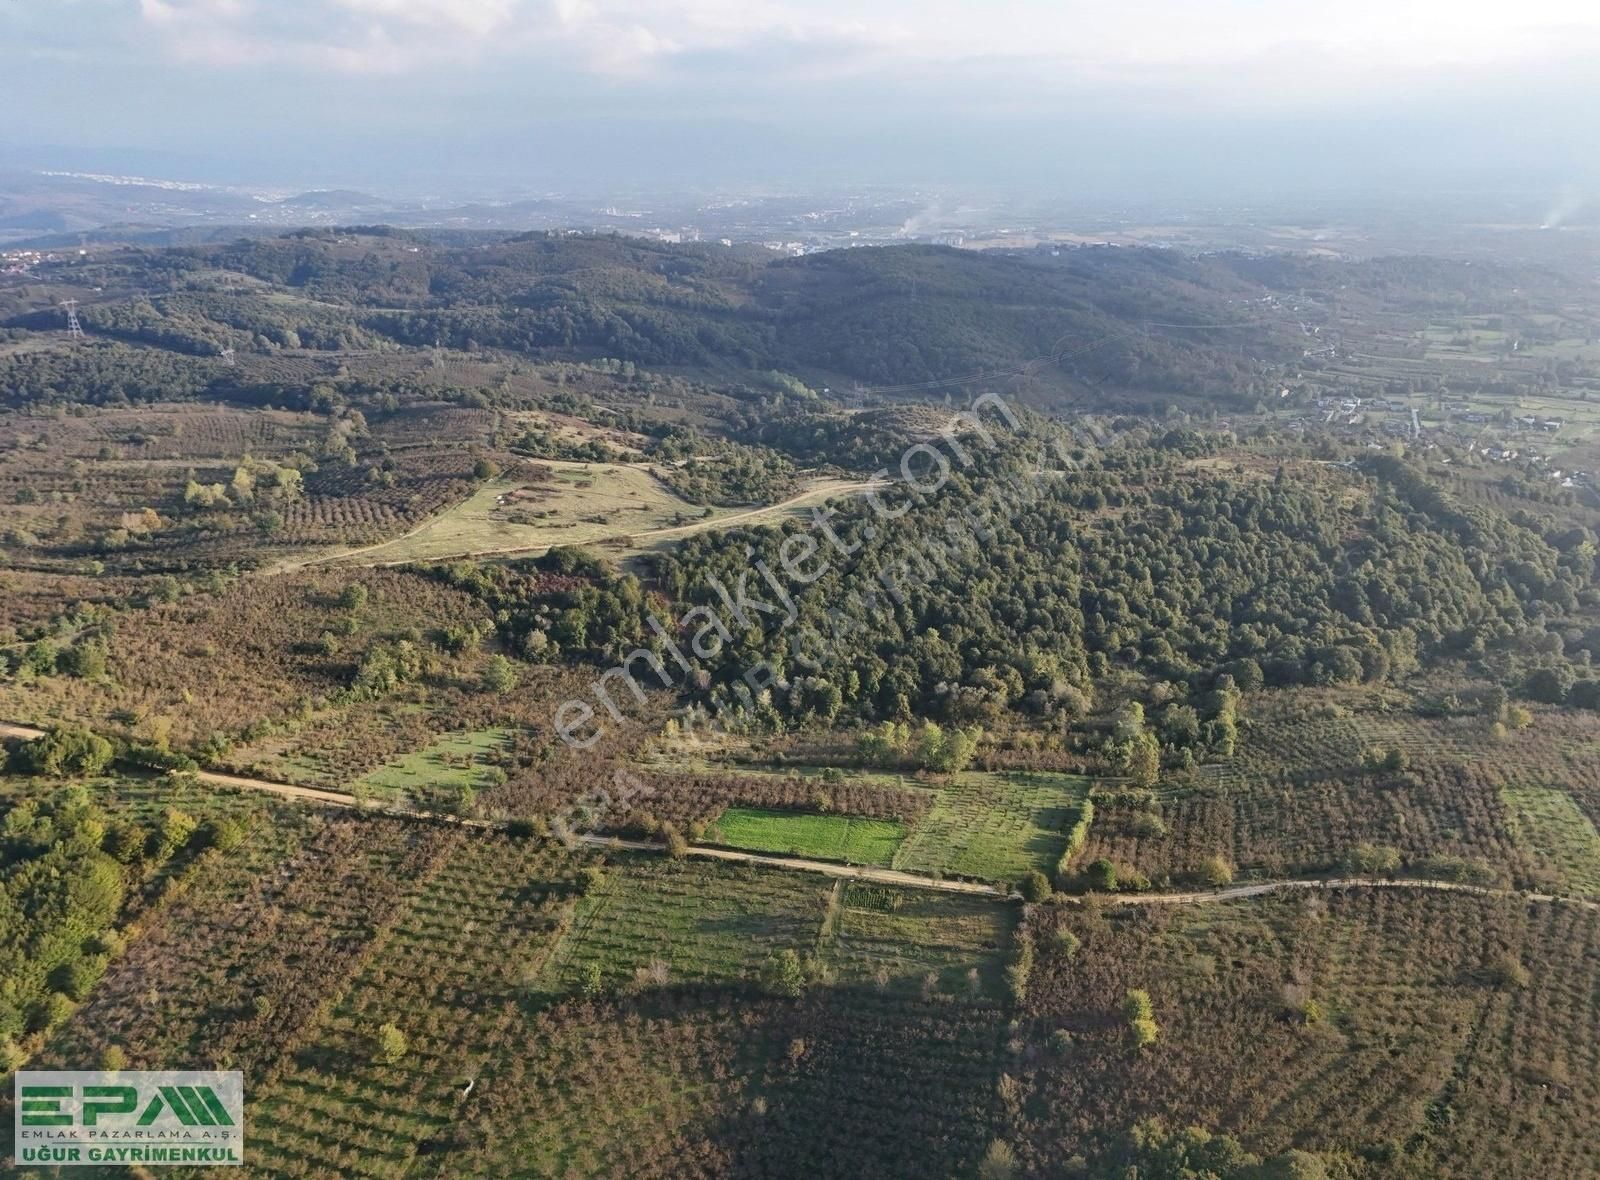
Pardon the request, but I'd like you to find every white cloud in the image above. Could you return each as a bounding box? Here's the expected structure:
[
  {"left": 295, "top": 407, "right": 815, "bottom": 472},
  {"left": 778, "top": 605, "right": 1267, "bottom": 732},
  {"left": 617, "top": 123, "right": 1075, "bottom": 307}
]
[{"left": 125, "top": 0, "right": 1600, "bottom": 96}]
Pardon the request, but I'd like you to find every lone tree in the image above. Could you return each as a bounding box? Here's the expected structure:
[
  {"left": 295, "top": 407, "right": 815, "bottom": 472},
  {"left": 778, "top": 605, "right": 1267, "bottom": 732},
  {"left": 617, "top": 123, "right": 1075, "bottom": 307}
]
[
  {"left": 1197, "top": 854, "right": 1234, "bottom": 887},
  {"left": 760, "top": 949, "right": 808, "bottom": 998},
  {"left": 1085, "top": 858, "right": 1119, "bottom": 892},
  {"left": 1018, "top": 869, "right": 1053, "bottom": 903},
  {"left": 978, "top": 1139, "right": 1018, "bottom": 1180},
  {"left": 1125, "top": 731, "right": 1161, "bottom": 789},
  {"left": 1124, "top": 989, "right": 1159, "bottom": 1048},
  {"left": 372, "top": 1021, "right": 408, "bottom": 1065},
  {"left": 662, "top": 823, "right": 690, "bottom": 859},
  {"left": 482, "top": 654, "right": 518, "bottom": 694}
]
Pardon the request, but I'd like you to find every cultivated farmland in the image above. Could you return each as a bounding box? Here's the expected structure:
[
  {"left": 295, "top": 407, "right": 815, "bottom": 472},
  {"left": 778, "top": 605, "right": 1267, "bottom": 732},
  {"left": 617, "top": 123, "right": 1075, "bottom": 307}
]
[
  {"left": 706, "top": 807, "right": 907, "bottom": 866},
  {"left": 892, "top": 771, "right": 1090, "bottom": 882}
]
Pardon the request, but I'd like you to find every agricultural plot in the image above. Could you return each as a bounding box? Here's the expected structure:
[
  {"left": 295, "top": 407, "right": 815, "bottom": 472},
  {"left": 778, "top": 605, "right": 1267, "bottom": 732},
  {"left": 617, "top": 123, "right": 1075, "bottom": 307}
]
[
  {"left": 351, "top": 726, "right": 515, "bottom": 808},
  {"left": 1013, "top": 889, "right": 1600, "bottom": 1178},
  {"left": 0, "top": 402, "right": 328, "bottom": 464},
  {"left": 0, "top": 398, "right": 494, "bottom": 572},
  {"left": 246, "top": 832, "right": 576, "bottom": 1178},
  {"left": 1078, "top": 685, "right": 1600, "bottom": 885},
  {"left": 228, "top": 700, "right": 443, "bottom": 789},
  {"left": 443, "top": 988, "right": 1010, "bottom": 1180},
  {"left": 706, "top": 807, "right": 906, "bottom": 866},
  {"left": 536, "top": 857, "right": 830, "bottom": 993},
  {"left": 642, "top": 752, "right": 931, "bottom": 792},
  {"left": 615, "top": 765, "right": 931, "bottom": 836},
  {"left": 40, "top": 813, "right": 443, "bottom": 1077},
  {"left": 0, "top": 771, "right": 271, "bottom": 832},
  {"left": 318, "top": 460, "right": 869, "bottom": 566},
  {"left": 536, "top": 856, "right": 1018, "bottom": 999},
  {"left": 269, "top": 449, "right": 481, "bottom": 552},
  {"left": 0, "top": 566, "right": 493, "bottom": 752},
  {"left": 1420, "top": 321, "right": 1513, "bottom": 363},
  {"left": 1503, "top": 784, "right": 1600, "bottom": 895},
  {"left": 828, "top": 883, "right": 1017, "bottom": 1000},
  {"left": 1084, "top": 757, "right": 1523, "bottom": 885},
  {"left": 324, "top": 461, "right": 711, "bottom": 565},
  {"left": 443, "top": 864, "right": 1015, "bottom": 1178},
  {"left": 892, "top": 771, "right": 1090, "bottom": 881}
]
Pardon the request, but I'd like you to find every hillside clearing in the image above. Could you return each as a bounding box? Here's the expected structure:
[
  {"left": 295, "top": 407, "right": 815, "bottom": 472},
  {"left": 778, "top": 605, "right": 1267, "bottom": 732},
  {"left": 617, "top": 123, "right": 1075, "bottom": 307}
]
[{"left": 284, "top": 462, "right": 875, "bottom": 568}]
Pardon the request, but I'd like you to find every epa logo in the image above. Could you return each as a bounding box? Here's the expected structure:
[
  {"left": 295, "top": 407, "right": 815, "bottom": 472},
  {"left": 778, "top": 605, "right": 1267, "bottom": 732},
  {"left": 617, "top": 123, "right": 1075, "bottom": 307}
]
[{"left": 15, "top": 1070, "right": 244, "bottom": 1168}]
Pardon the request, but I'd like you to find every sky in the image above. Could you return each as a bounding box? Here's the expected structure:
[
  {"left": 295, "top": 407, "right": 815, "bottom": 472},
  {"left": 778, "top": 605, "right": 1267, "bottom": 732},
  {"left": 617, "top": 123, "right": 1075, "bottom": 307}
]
[{"left": 4, "top": 0, "right": 1600, "bottom": 197}]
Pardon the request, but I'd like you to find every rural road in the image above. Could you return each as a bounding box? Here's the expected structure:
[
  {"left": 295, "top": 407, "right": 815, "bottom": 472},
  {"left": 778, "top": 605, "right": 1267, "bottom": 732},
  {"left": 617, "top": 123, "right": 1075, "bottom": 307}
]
[
  {"left": 4, "top": 720, "right": 1597, "bottom": 912},
  {"left": 1101, "top": 876, "right": 1600, "bottom": 913},
  {"left": 0, "top": 722, "right": 358, "bottom": 807},
  {"left": 2, "top": 720, "right": 994, "bottom": 894},
  {"left": 580, "top": 835, "right": 1005, "bottom": 896}
]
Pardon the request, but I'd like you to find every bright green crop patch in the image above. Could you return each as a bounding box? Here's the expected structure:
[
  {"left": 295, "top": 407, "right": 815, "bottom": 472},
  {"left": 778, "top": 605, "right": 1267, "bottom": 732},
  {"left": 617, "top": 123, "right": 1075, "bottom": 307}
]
[
  {"left": 707, "top": 807, "right": 906, "bottom": 866},
  {"left": 1503, "top": 784, "right": 1600, "bottom": 895},
  {"left": 892, "top": 771, "right": 1091, "bottom": 882},
  {"left": 350, "top": 726, "right": 513, "bottom": 807}
]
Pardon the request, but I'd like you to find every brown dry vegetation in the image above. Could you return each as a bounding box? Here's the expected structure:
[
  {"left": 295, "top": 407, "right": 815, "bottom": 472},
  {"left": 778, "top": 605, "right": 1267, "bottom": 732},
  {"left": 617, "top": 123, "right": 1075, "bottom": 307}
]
[
  {"left": 1015, "top": 889, "right": 1600, "bottom": 1178},
  {"left": 0, "top": 568, "right": 493, "bottom": 750},
  {"left": 1076, "top": 685, "right": 1600, "bottom": 895}
]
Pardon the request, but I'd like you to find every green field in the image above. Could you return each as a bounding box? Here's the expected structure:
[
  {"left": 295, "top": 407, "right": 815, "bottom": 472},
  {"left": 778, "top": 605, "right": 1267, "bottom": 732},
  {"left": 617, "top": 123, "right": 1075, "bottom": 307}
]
[
  {"left": 1503, "top": 784, "right": 1600, "bottom": 895},
  {"left": 539, "top": 858, "right": 829, "bottom": 992},
  {"left": 647, "top": 758, "right": 1092, "bottom": 881},
  {"left": 892, "top": 771, "right": 1090, "bottom": 881},
  {"left": 538, "top": 856, "right": 1015, "bottom": 1000},
  {"left": 350, "top": 726, "right": 513, "bottom": 807},
  {"left": 707, "top": 807, "right": 907, "bottom": 866},
  {"left": 830, "top": 883, "right": 1016, "bottom": 1000}
]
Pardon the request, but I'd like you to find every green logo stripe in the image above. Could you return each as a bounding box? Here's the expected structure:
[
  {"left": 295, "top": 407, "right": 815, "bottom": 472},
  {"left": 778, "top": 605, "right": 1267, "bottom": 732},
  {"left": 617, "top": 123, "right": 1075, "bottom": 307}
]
[
  {"left": 19, "top": 1087, "right": 73, "bottom": 1127},
  {"left": 157, "top": 1087, "right": 199, "bottom": 1126},
  {"left": 176, "top": 1087, "right": 218, "bottom": 1127},
  {"left": 83, "top": 1085, "right": 137, "bottom": 1126},
  {"left": 194, "top": 1087, "right": 236, "bottom": 1127}
]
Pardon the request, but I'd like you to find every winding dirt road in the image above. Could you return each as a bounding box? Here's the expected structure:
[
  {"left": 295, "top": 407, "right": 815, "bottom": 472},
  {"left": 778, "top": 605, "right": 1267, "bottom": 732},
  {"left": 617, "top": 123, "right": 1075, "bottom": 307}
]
[
  {"left": 5, "top": 720, "right": 1597, "bottom": 911},
  {"left": 1, "top": 722, "right": 358, "bottom": 807},
  {"left": 276, "top": 474, "right": 882, "bottom": 573}
]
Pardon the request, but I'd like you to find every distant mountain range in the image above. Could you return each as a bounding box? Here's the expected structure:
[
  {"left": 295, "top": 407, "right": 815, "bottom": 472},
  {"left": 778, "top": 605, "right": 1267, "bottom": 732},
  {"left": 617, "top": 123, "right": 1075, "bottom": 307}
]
[{"left": 0, "top": 170, "right": 616, "bottom": 247}]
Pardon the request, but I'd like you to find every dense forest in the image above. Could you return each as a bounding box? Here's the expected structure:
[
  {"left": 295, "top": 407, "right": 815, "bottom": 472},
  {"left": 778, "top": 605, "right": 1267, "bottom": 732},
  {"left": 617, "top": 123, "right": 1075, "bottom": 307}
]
[
  {"left": 4, "top": 232, "right": 1309, "bottom": 408},
  {"left": 647, "top": 435, "right": 1600, "bottom": 739}
]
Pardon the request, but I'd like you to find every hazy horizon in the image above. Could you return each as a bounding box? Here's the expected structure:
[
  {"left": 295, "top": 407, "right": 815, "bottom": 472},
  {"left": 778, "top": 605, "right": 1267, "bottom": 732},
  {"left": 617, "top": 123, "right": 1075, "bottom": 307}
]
[{"left": 4, "top": 1, "right": 1599, "bottom": 201}]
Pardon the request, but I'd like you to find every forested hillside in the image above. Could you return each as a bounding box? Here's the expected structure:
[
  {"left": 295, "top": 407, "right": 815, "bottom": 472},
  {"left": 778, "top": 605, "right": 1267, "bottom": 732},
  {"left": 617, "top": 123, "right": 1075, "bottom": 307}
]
[
  {"left": 648, "top": 436, "right": 1600, "bottom": 743},
  {"left": 4, "top": 232, "right": 1304, "bottom": 408}
]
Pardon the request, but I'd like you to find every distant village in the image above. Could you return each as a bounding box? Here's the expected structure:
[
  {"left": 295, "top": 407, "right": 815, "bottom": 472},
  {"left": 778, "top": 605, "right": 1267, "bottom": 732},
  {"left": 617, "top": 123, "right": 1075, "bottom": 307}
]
[{"left": 1282, "top": 392, "right": 1589, "bottom": 492}]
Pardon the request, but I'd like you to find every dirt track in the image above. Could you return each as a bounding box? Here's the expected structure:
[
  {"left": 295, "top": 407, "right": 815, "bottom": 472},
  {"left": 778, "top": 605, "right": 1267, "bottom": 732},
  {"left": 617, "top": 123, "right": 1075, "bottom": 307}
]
[
  {"left": 275, "top": 474, "right": 881, "bottom": 572},
  {"left": 5, "top": 720, "right": 1598, "bottom": 912}
]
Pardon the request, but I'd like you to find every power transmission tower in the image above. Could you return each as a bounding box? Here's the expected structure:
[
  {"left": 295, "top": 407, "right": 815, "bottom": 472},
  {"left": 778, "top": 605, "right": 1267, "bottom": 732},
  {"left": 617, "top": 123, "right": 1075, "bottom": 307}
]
[
  {"left": 60, "top": 299, "right": 84, "bottom": 340},
  {"left": 220, "top": 346, "right": 236, "bottom": 367},
  {"left": 432, "top": 339, "right": 445, "bottom": 371}
]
